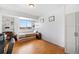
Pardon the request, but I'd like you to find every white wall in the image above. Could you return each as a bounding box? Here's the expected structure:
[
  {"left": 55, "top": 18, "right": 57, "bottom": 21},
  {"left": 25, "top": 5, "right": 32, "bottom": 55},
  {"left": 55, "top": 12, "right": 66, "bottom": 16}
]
[
  {"left": 0, "top": 8, "right": 39, "bottom": 19},
  {"left": 14, "top": 17, "right": 20, "bottom": 35},
  {"left": 0, "top": 16, "right": 2, "bottom": 33},
  {"left": 38, "top": 6, "right": 65, "bottom": 47},
  {"left": 0, "top": 8, "right": 37, "bottom": 36},
  {"left": 38, "top": 4, "right": 79, "bottom": 47},
  {"left": 65, "top": 4, "right": 79, "bottom": 14}
]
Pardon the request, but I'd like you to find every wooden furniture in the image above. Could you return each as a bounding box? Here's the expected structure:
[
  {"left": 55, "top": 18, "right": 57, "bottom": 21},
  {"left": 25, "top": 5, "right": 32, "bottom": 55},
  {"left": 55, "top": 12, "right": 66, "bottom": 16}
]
[
  {"left": 36, "top": 33, "right": 42, "bottom": 39},
  {"left": 0, "top": 32, "right": 16, "bottom": 54},
  {"left": 3, "top": 32, "right": 13, "bottom": 41},
  {"left": 4, "top": 32, "right": 17, "bottom": 41},
  {"left": 6, "top": 38, "right": 15, "bottom": 54}
]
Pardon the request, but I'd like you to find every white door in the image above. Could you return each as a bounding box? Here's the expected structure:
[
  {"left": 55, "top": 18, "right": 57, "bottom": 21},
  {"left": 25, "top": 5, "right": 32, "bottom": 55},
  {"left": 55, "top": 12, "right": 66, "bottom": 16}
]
[
  {"left": 76, "top": 13, "right": 79, "bottom": 53},
  {"left": 65, "top": 13, "right": 76, "bottom": 54}
]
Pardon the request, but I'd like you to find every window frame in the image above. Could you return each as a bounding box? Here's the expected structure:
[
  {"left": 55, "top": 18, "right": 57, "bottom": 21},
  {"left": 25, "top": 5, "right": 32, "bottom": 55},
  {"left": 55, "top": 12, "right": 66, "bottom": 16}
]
[{"left": 19, "top": 19, "right": 32, "bottom": 29}]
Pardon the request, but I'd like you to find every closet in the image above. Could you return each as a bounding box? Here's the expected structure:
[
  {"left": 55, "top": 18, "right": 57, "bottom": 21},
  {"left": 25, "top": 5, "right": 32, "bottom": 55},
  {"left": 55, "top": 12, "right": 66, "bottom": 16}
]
[{"left": 65, "top": 12, "right": 79, "bottom": 54}]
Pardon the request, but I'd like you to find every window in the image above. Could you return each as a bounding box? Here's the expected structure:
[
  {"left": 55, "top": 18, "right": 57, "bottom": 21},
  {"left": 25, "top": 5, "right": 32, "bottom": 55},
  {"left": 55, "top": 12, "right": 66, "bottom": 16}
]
[{"left": 19, "top": 19, "right": 32, "bottom": 29}]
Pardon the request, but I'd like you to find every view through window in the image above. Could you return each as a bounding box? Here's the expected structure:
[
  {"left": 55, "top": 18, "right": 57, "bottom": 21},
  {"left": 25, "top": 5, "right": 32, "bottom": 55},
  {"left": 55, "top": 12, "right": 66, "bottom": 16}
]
[{"left": 19, "top": 19, "right": 32, "bottom": 28}]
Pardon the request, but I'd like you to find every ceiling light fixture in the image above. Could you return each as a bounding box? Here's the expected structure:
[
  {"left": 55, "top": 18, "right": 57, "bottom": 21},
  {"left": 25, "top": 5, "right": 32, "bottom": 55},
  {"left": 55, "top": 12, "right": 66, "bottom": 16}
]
[{"left": 28, "top": 4, "right": 36, "bottom": 8}]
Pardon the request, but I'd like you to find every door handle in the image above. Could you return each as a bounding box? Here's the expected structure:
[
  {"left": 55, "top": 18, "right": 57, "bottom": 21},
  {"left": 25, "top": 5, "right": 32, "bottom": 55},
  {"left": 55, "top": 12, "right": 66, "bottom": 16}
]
[{"left": 74, "top": 32, "right": 78, "bottom": 37}]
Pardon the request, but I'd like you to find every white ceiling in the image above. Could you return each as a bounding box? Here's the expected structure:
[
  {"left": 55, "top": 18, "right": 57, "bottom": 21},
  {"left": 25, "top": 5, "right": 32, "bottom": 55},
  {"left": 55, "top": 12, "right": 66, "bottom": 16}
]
[{"left": 0, "top": 4, "right": 64, "bottom": 19}]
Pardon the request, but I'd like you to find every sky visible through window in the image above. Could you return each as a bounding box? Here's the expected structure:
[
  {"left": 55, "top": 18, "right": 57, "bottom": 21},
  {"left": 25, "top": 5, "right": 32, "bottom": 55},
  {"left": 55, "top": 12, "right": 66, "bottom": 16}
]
[{"left": 19, "top": 19, "right": 32, "bottom": 27}]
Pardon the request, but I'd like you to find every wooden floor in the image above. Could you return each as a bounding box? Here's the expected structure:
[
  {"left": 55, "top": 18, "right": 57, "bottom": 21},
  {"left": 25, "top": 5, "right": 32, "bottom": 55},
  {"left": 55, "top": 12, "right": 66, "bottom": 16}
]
[{"left": 12, "top": 39, "right": 64, "bottom": 54}]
